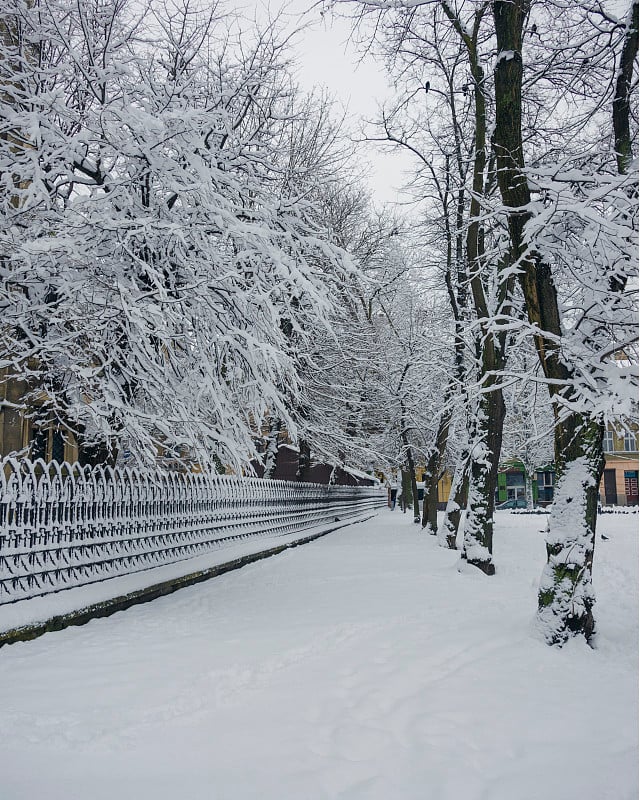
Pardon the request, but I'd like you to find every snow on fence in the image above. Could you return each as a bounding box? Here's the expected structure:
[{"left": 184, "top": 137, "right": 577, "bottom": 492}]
[{"left": 0, "top": 458, "right": 385, "bottom": 605}]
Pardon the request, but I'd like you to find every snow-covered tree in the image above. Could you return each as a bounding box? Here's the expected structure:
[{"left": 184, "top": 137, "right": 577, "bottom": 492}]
[
  {"left": 340, "top": 0, "right": 519, "bottom": 571},
  {"left": 335, "top": 0, "right": 638, "bottom": 643},
  {"left": 0, "top": 0, "right": 350, "bottom": 470}
]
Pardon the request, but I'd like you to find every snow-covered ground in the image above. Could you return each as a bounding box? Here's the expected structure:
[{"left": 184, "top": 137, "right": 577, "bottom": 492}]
[{"left": 0, "top": 511, "right": 637, "bottom": 800}]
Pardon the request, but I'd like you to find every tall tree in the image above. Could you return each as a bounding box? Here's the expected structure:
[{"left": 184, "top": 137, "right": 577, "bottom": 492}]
[
  {"left": 0, "top": 0, "right": 351, "bottom": 470},
  {"left": 341, "top": 0, "right": 517, "bottom": 572},
  {"left": 491, "top": 0, "right": 637, "bottom": 643}
]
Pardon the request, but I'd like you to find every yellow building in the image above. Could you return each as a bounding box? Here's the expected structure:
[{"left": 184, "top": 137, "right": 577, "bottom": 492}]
[
  {"left": 411, "top": 469, "right": 452, "bottom": 510},
  {"left": 600, "top": 424, "right": 639, "bottom": 506},
  {"left": 437, "top": 471, "right": 453, "bottom": 509}
]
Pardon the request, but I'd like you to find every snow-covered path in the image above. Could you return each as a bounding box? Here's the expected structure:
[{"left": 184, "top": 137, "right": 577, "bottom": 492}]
[{"left": 0, "top": 512, "right": 637, "bottom": 800}]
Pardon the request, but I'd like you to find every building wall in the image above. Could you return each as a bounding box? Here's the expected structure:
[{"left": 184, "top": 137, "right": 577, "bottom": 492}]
[
  {"left": 250, "top": 445, "right": 376, "bottom": 486},
  {"left": 0, "top": 369, "right": 29, "bottom": 455},
  {"left": 432, "top": 461, "right": 556, "bottom": 508},
  {"left": 0, "top": 369, "right": 78, "bottom": 463},
  {"left": 599, "top": 424, "right": 639, "bottom": 506},
  {"left": 437, "top": 472, "right": 453, "bottom": 508},
  {"left": 600, "top": 454, "right": 639, "bottom": 506},
  {"left": 430, "top": 443, "right": 639, "bottom": 510}
]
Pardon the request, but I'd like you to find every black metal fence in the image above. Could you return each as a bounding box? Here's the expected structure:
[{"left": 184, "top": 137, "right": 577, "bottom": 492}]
[{"left": 0, "top": 458, "right": 385, "bottom": 604}]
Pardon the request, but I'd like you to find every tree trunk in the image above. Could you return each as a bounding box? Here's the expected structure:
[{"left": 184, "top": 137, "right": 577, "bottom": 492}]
[
  {"left": 613, "top": 2, "right": 639, "bottom": 176},
  {"left": 525, "top": 469, "right": 535, "bottom": 510},
  {"left": 492, "top": 0, "right": 609, "bottom": 643},
  {"left": 399, "top": 383, "right": 420, "bottom": 522},
  {"left": 460, "top": 386, "right": 505, "bottom": 575},
  {"left": 263, "top": 416, "right": 281, "bottom": 479},
  {"left": 421, "top": 407, "right": 452, "bottom": 533},
  {"left": 538, "top": 418, "right": 605, "bottom": 644},
  {"left": 405, "top": 450, "right": 420, "bottom": 522},
  {"left": 442, "top": 5, "right": 509, "bottom": 575},
  {"left": 422, "top": 467, "right": 440, "bottom": 535},
  {"left": 437, "top": 453, "right": 468, "bottom": 550},
  {"left": 400, "top": 468, "right": 413, "bottom": 515}
]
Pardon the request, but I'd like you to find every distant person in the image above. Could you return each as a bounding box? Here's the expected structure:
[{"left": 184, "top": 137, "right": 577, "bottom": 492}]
[{"left": 388, "top": 484, "right": 398, "bottom": 510}]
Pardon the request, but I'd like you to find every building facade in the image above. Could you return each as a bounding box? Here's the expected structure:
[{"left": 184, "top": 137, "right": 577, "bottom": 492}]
[
  {"left": 431, "top": 426, "right": 639, "bottom": 511},
  {"left": 0, "top": 369, "right": 78, "bottom": 463},
  {"left": 495, "top": 461, "right": 556, "bottom": 506},
  {"left": 600, "top": 425, "right": 639, "bottom": 506}
]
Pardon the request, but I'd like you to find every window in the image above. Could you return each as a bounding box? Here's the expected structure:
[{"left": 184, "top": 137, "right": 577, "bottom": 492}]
[
  {"left": 603, "top": 430, "right": 614, "bottom": 452},
  {"left": 505, "top": 471, "right": 525, "bottom": 487},
  {"left": 537, "top": 471, "right": 554, "bottom": 487},
  {"left": 624, "top": 432, "right": 637, "bottom": 452}
]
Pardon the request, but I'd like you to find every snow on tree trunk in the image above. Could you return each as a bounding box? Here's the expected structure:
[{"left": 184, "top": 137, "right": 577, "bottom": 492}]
[
  {"left": 612, "top": 2, "right": 639, "bottom": 177},
  {"left": 460, "top": 363, "right": 505, "bottom": 574},
  {"left": 409, "top": 466, "right": 421, "bottom": 524},
  {"left": 263, "top": 417, "right": 282, "bottom": 480},
  {"left": 537, "top": 423, "right": 605, "bottom": 645},
  {"left": 525, "top": 471, "right": 535, "bottom": 511},
  {"left": 461, "top": 422, "right": 496, "bottom": 575},
  {"left": 402, "top": 443, "right": 420, "bottom": 523},
  {"left": 437, "top": 451, "right": 468, "bottom": 550}
]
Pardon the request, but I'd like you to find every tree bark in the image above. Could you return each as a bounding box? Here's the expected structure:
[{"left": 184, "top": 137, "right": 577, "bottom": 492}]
[
  {"left": 401, "top": 436, "right": 420, "bottom": 522},
  {"left": 438, "top": 454, "right": 468, "bottom": 550},
  {"left": 263, "top": 416, "right": 281, "bottom": 479},
  {"left": 398, "top": 363, "right": 420, "bottom": 521},
  {"left": 461, "top": 384, "right": 504, "bottom": 575},
  {"left": 613, "top": 2, "right": 639, "bottom": 176},
  {"left": 421, "top": 406, "right": 452, "bottom": 533},
  {"left": 399, "top": 467, "right": 414, "bottom": 516},
  {"left": 525, "top": 469, "right": 535, "bottom": 510},
  {"left": 611, "top": 1, "right": 639, "bottom": 293},
  {"left": 537, "top": 419, "right": 605, "bottom": 644}
]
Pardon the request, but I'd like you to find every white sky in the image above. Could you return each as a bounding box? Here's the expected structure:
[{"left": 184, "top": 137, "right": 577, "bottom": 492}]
[{"left": 241, "top": 0, "right": 415, "bottom": 207}]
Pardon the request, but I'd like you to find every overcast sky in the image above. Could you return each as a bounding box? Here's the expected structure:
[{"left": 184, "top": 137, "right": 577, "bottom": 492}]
[{"left": 241, "top": 0, "right": 414, "bottom": 207}]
